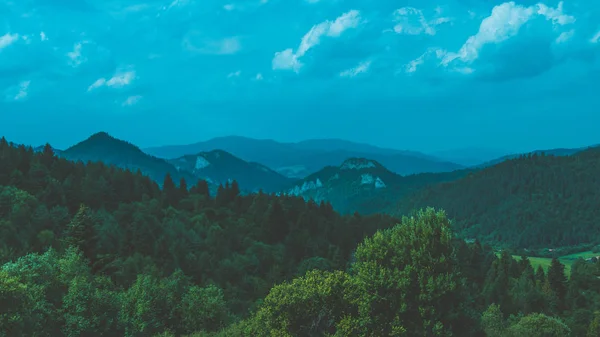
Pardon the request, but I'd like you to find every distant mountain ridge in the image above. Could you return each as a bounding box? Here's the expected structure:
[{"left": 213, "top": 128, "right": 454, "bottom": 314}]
[
  {"left": 284, "top": 157, "right": 471, "bottom": 214},
  {"left": 475, "top": 146, "right": 596, "bottom": 168},
  {"left": 143, "top": 136, "right": 464, "bottom": 178},
  {"left": 61, "top": 132, "right": 196, "bottom": 187},
  {"left": 428, "top": 148, "right": 511, "bottom": 166},
  {"left": 170, "top": 150, "right": 294, "bottom": 193},
  {"left": 58, "top": 132, "right": 294, "bottom": 194}
]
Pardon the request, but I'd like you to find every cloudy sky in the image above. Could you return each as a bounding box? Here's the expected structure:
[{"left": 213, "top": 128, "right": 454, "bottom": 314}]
[{"left": 0, "top": 0, "right": 599, "bottom": 153}]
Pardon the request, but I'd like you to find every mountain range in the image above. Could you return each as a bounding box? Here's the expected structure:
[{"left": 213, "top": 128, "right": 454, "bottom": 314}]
[
  {"left": 58, "top": 132, "right": 293, "bottom": 193},
  {"left": 5, "top": 131, "right": 600, "bottom": 251},
  {"left": 143, "top": 136, "right": 464, "bottom": 178}
]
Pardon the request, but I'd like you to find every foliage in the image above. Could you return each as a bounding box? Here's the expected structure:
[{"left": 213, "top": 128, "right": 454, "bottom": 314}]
[{"left": 394, "top": 149, "right": 600, "bottom": 248}]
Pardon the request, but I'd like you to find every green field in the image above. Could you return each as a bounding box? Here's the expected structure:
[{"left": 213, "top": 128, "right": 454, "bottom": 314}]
[{"left": 498, "top": 251, "right": 598, "bottom": 276}]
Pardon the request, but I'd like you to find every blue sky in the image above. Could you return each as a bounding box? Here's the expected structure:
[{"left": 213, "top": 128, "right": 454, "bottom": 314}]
[{"left": 0, "top": 0, "right": 599, "bottom": 153}]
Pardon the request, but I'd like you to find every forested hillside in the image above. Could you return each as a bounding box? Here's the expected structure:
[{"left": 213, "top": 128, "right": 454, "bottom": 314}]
[
  {"left": 394, "top": 149, "right": 600, "bottom": 250},
  {"left": 170, "top": 150, "right": 294, "bottom": 193},
  {"left": 2, "top": 137, "right": 600, "bottom": 336},
  {"left": 61, "top": 132, "right": 195, "bottom": 186},
  {"left": 288, "top": 158, "right": 472, "bottom": 215}
]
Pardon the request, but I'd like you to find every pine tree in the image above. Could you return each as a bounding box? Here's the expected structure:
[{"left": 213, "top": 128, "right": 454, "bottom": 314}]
[
  {"left": 162, "top": 173, "right": 178, "bottom": 207},
  {"left": 179, "top": 178, "right": 189, "bottom": 199},
  {"left": 535, "top": 265, "right": 546, "bottom": 285},
  {"left": 547, "top": 258, "right": 568, "bottom": 311},
  {"left": 192, "top": 179, "right": 210, "bottom": 197},
  {"left": 264, "top": 200, "right": 287, "bottom": 243},
  {"left": 230, "top": 180, "right": 240, "bottom": 198},
  {"left": 40, "top": 143, "right": 55, "bottom": 168},
  {"left": 63, "top": 204, "right": 97, "bottom": 262}
]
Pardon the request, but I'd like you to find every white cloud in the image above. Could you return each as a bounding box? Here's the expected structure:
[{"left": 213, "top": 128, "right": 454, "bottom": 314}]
[
  {"left": 67, "top": 42, "right": 86, "bottom": 67},
  {"left": 0, "top": 33, "right": 19, "bottom": 50},
  {"left": 122, "top": 95, "right": 142, "bottom": 106},
  {"left": 340, "top": 60, "right": 371, "bottom": 77},
  {"left": 40, "top": 32, "right": 48, "bottom": 41},
  {"left": 273, "top": 10, "right": 362, "bottom": 72},
  {"left": 183, "top": 35, "right": 241, "bottom": 55},
  {"left": 255, "top": 73, "right": 263, "bottom": 80},
  {"left": 404, "top": 48, "right": 447, "bottom": 73},
  {"left": 106, "top": 71, "right": 135, "bottom": 87},
  {"left": 14, "top": 81, "right": 30, "bottom": 101},
  {"left": 223, "top": 4, "right": 235, "bottom": 11},
  {"left": 88, "top": 70, "right": 136, "bottom": 91},
  {"left": 392, "top": 7, "right": 452, "bottom": 36},
  {"left": 87, "top": 78, "right": 106, "bottom": 91},
  {"left": 442, "top": 1, "right": 575, "bottom": 66},
  {"left": 405, "top": 54, "right": 426, "bottom": 73},
  {"left": 555, "top": 29, "right": 574, "bottom": 44},
  {"left": 273, "top": 49, "right": 302, "bottom": 72},
  {"left": 227, "top": 70, "right": 241, "bottom": 78}
]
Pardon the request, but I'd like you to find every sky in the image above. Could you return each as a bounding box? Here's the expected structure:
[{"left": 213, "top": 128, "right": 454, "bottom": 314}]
[{"left": 0, "top": 0, "right": 599, "bottom": 153}]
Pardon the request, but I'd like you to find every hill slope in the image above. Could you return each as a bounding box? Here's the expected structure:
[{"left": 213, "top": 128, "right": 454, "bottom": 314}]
[
  {"left": 286, "top": 158, "right": 470, "bottom": 214},
  {"left": 144, "top": 136, "right": 463, "bottom": 178},
  {"left": 61, "top": 132, "right": 195, "bottom": 186},
  {"left": 394, "top": 149, "right": 600, "bottom": 249},
  {"left": 476, "top": 146, "right": 593, "bottom": 168},
  {"left": 170, "top": 150, "right": 295, "bottom": 193}
]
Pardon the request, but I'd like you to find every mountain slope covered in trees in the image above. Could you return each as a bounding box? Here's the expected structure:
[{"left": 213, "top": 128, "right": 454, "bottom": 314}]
[
  {"left": 287, "top": 157, "right": 472, "bottom": 214},
  {"left": 170, "top": 150, "right": 294, "bottom": 193},
  {"left": 61, "top": 132, "right": 195, "bottom": 186},
  {"left": 393, "top": 148, "right": 600, "bottom": 250}
]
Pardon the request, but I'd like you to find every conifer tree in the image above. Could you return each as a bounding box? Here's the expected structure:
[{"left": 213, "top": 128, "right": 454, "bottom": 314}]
[
  {"left": 547, "top": 258, "right": 568, "bottom": 311},
  {"left": 63, "top": 204, "right": 97, "bottom": 262},
  {"left": 162, "top": 173, "right": 178, "bottom": 207},
  {"left": 536, "top": 265, "right": 546, "bottom": 285}
]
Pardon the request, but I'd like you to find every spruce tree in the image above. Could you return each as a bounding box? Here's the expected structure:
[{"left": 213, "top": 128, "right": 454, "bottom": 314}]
[{"left": 547, "top": 258, "right": 568, "bottom": 311}]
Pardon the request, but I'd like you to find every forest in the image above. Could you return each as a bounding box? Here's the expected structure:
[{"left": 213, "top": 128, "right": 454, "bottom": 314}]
[
  {"left": 1, "top": 138, "right": 600, "bottom": 336},
  {"left": 394, "top": 149, "right": 600, "bottom": 251}
]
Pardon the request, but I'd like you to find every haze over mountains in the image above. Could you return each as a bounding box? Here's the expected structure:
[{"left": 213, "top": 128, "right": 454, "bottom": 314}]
[{"left": 144, "top": 136, "right": 465, "bottom": 178}]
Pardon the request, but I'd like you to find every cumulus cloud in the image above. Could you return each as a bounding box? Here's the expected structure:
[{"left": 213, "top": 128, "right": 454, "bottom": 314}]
[
  {"left": 67, "top": 42, "right": 87, "bottom": 67},
  {"left": 441, "top": 1, "right": 575, "bottom": 66},
  {"left": 0, "top": 33, "right": 19, "bottom": 50},
  {"left": 88, "top": 70, "right": 136, "bottom": 91},
  {"left": 340, "top": 60, "right": 371, "bottom": 77},
  {"left": 122, "top": 95, "right": 142, "bottom": 106},
  {"left": 273, "top": 10, "right": 363, "bottom": 72},
  {"left": 3, "top": 80, "right": 30, "bottom": 102},
  {"left": 392, "top": 7, "right": 452, "bottom": 36}
]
